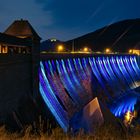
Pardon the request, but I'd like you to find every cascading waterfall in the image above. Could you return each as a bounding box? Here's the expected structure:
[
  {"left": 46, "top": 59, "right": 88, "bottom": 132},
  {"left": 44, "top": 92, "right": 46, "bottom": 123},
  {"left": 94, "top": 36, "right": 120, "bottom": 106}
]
[{"left": 39, "top": 55, "right": 140, "bottom": 132}]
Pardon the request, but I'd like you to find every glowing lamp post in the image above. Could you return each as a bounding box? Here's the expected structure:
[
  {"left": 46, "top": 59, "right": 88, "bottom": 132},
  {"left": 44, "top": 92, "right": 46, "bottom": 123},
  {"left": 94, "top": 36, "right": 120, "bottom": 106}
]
[
  {"left": 105, "top": 48, "right": 111, "bottom": 53},
  {"left": 83, "top": 47, "right": 88, "bottom": 52},
  {"left": 129, "top": 49, "right": 132, "bottom": 53},
  {"left": 57, "top": 45, "right": 64, "bottom": 52},
  {"left": 83, "top": 47, "right": 91, "bottom": 53}
]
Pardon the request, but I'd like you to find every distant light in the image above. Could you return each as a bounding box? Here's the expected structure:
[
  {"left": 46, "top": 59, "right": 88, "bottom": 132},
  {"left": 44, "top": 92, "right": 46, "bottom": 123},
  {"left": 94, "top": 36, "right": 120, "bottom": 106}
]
[
  {"left": 51, "top": 38, "right": 57, "bottom": 42},
  {"left": 105, "top": 48, "right": 111, "bottom": 53},
  {"left": 57, "top": 45, "right": 64, "bottom": 52},
  {"left": 128, "top": 49, "right": 140, "bottom": 55},
  {"left": 129, "top": 49, "right": 132, "bottom": 53},
  {"left": 124, "top": 111, "right": 134, "bottom": 126},
  {"left": 83, "top": 47, "right": 88, "bottom": 52},
  {"left": 125, "top": 111, "right": 131, "bottom": 122}
]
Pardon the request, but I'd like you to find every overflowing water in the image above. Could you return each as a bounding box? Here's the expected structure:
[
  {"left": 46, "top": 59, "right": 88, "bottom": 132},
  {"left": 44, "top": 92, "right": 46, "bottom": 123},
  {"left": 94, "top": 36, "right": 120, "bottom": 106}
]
[{"left": 39, "top": 55, "right": 140, "bottom": 132}]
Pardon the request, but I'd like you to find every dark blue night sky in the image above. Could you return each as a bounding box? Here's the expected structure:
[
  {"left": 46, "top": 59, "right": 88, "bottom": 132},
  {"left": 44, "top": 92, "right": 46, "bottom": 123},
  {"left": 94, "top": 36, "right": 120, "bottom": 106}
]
[{"left": 0, "top": 0, "right": 140, "bottom": 41}]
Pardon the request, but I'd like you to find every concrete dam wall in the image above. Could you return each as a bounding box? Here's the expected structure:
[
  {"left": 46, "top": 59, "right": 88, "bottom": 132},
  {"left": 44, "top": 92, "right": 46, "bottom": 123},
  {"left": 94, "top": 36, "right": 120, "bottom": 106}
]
[
  {"left": 0, "top": 53, "right": 140, "bottom": 132},
  {"left": 39, "top": 54, "right": 140, "bottom": 132}
]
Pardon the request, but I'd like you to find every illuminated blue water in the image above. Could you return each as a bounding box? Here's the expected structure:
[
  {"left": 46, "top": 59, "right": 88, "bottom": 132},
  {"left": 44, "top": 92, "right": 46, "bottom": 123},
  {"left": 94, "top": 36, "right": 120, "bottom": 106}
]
[{"left": 39, "top": 55, "right": 140, "bottom": 132}]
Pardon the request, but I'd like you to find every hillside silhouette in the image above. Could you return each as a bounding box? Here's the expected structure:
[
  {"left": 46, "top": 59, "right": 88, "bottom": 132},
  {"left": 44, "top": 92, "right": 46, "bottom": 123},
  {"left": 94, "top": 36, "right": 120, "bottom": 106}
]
[{"left": 41, "top": 19, "right": 140, "bottom": 53}]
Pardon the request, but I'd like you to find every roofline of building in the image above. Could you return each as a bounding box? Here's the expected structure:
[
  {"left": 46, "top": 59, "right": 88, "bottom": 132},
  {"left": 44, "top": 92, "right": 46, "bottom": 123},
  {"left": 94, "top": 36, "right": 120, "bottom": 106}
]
[{"left": 0, "top": 32, "right": 32, "bottom": 47}]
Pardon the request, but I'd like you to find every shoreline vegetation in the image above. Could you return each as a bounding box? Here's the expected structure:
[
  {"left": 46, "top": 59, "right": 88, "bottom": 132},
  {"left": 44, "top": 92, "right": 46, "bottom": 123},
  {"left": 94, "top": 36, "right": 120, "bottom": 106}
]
[{"left": 0, "top": 123, "right": 140, "bottom": 140}]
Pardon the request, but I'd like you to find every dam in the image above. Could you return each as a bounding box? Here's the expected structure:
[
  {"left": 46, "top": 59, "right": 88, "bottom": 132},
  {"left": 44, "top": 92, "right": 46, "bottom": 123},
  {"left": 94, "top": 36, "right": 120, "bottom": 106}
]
[
  {"left": 40, "top": 54, "right": 140, "bottom": 132},
  {"left": 0, "top": 19, "right": 140, "bottom": 133}
]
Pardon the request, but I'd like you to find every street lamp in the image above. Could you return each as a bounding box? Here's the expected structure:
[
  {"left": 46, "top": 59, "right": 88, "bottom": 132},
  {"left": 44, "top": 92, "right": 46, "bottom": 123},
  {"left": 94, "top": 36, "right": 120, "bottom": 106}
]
[
  {"left": 105, "top": 48, "right": 111, "bottom": 53},
  {"left": 83, "top": 47, "right": 88, "bottom": 52},
  {"left": 57, "top": 45, "right": 64, "bottom": 52},
  {"left": 129, "top": 49, "right": 132, "bottom": 53}
]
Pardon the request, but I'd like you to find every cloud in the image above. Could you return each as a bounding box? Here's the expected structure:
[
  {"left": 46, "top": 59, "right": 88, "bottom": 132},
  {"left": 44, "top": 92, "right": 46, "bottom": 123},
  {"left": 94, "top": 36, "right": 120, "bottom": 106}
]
[
  {"left": 0, "top": 0, "right": 140, "bottom": 41},
  {"left": 0, "top": 0, "right": 53, "bottom": 35}
]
